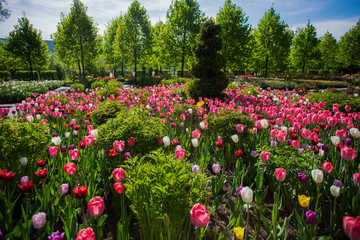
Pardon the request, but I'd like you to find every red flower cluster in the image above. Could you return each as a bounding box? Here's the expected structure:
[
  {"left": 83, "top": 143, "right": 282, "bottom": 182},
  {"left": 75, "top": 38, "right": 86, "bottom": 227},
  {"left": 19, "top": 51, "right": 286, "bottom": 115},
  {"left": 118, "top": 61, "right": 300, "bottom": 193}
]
[
  {"left": 0, "top": 169, "right": 16, "bottom": 182},
  {"left": 19, "top": 181, "right": 33, "bottom": 194},
  {"left": 234, "top": 150, "right": 243, "bottom": 158},
  {"left": 215, "top": 140, "right": 223, "bottom": 148},
  {"left": 36, "top": 159, "right": 46, "bottom": 167},
  {"left": 73, "top": 186, "right": 88, "bottom": 199}
]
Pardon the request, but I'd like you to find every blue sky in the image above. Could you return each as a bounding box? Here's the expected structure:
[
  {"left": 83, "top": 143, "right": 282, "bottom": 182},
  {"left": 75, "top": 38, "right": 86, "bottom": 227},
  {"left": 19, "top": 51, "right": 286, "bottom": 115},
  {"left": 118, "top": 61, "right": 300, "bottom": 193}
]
[{"left": 0, "top": 0, "right": 359, "bottom": 40}]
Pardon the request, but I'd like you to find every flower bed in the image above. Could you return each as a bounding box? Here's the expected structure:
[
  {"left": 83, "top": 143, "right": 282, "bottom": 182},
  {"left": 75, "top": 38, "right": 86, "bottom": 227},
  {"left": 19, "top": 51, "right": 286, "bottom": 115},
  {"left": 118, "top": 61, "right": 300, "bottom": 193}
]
[
  {"left": 0, "top": 80, "right": 65, "bottom": 104},
  {"left": 0, "top": 83, "right": 359, "bottom": 239}
]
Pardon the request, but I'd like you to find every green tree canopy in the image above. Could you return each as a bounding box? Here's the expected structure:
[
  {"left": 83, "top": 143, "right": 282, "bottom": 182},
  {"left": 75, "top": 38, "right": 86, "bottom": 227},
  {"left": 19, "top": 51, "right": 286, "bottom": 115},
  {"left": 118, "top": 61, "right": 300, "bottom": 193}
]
[
  {"left": 166, "top": 0, "right": 205, "bottom": 77},
  {"left": 337, "top": 19, "right": 360, "bottom": 72},
  {"left": 0, "top": 0, "right": 10, "bottom": 22},
  {"left": 52, "top": 0, "right": 100, "bottom": 78},
  {"left": 123, "top": 0, "right": 152, "bottom": 80},
  {"left": 319, "top": 31, "right": 337, "bottom": 71},
  {"left": 5, "top": 15, "right": 50, "bottom": 80},
  {"left": 253, "top": 6, "right": 293, "bottom": 77},
  {"left": 291, "top": 20, "right": 320, "bottom": 73},
  {"left": 216, "top": 0, "right": 251, "bottom": 74}
]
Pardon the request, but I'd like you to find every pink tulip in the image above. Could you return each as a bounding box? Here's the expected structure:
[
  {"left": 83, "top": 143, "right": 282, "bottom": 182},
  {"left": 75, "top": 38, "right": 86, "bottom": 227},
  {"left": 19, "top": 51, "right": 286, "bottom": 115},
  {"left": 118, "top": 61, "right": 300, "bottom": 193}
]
[
  {"left": 127, "top": 137, "right": 135, "bottom": 147},
  {"left": 113, "top": 140, "right": 125, "bottom": 152},
  {"left": 341, "top": 147, "right": 356, "bottom": 161},
  {"left": 327, "top": 117, "right": 338, "bottom": 127},
  {"left": 321, "top": 162, "right": 333, "bottom": 173},
  {"left": 64, "top": 162, "right": 76, "bottom": 175},
  {"left": 275, "top": 168, "right": 286, "bottom": 182},
  {"left": 175, "top": 148, "right": 186, "bottom": 159},
  {"left": 190, "top": 203, "right": 210, "bottom": 228},
  {"left": 69, "top": 149, "right": 80, "bottom": 161},
  {"left": 76, "top": 227, "right": 95, "bottom": 240},
  {"left": 260, "top": 151, "right": 270, "bottom": 162},
  {"left": 345, "top": 105, "right": 351, "bottom": 112},
  {"left": 236, "top": 124, "right": 244, "bottom": 133},
  {"left": 336, "top": 129, "right": 348, "bottom": 141},
  {"left": 88, "top": 196, "right": 105, "bottom": 217},
  {"left": 84, "top": 135, "right": 94, "bottom": 146},
  {"left": 291, "top": 140, "right": 300, "bottom": 149},
  {"left": 48, "top": 146, "right": 59, "bottom": 157},
  {"left": 192, "top": 129, "right": 202, "bottom": 139},
  {"left": 270, "top": 129, "right": 279, "bottom": 138},
  {"left": 300, "top": 128, "right": 311, "bottom": 139},
  {"left": 343, "top": 216, "right": 360, "bottom": 240},
  {"left": 277, "top": 130, "right": 287, "bottom": 142},
  {"left": 112, "top": 168, "right": 125, "bottom": 182}
]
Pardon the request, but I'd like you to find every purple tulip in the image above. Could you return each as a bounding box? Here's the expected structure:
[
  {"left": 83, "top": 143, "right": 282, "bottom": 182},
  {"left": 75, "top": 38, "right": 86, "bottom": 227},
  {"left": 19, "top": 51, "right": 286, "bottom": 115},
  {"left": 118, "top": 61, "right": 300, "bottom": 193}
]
[
  {"left": 32, "top": 212, "right": 46, "bottom": 229},
  {"left": 192, "top": 165, "right": 200, "bottom": 174},
  {"left": 124, "top": 152, "right": 131, "bottom": 160},
  {"left": 333, "top": 179, "right": 343, "bottom": 188},
  {"left": 321, "top": 144, "right": 329, "bottom": 152},
  {"left": 61, "top": 146, "right": 67, "bottom": 153},
  {"left": 297, "top": 173, "right": 306, "bottom": 183},
  {"left": 251, "top": 151, "right": 257, "bottom": 157},
  {"left": 345, "top": 138, "right": 352, "bottom": 146},
  {"left": 48, "top": 230, "right": 65, "bottom": 240},
  {"left": 69, "top": 145, "right": 75, "bottom": 150},
  {"left": 212, "top": 163, "right": 221, "bottom": 174},
  {"left": 305, "top": 210, "right": 316, "bottom": 225},
  {"left": 21, "top": 176, "right": 30, "bottom": 184},
  {"left": 286, "top": 139, "right": 292, "bottom": 146},
  {"left": 60, "top": 183, "right": 69, "bottom": 194},
  {"left": 235, "top": 186, "right": 243, "bottom": 197},
  {"left": 53, "top": 133, "right": 58, "bottom": 137}
]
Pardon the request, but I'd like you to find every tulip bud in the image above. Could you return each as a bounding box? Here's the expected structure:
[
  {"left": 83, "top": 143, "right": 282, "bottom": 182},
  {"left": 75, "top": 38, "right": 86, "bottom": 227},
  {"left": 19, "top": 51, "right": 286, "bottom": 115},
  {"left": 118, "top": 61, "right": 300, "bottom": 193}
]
[
  {"left": 330, "top": 136, "right": 340, "bottom": 145},
  {"left": 163, "top": 136, "right": 170, "bottom": 146},
  {"left": 231, "top": 134, "right": 239, "bottom": 143},
  {"left": 330, "top": 185, "right": 340, "bottom": 197},
  {"left": 192, "top": 165, "right": 200, "bottom": 174},
  {"left": 60, "top": 183, "right": 69, "bottom": 194},
  {"left": 32, "top": 212, "right": 46, "bottom": 229},
  {"left": 240, "top": 186, "right": 253, "bottom": 204},
  {"left": 311, "top": 169, "right": 324, "bottom": 184},
  {"left": 20, "top": 157, "right": 28, "bottom": 166},
  {"left": 163, "top": 213, "right": 170, "bottom": 227},
  {"left": 212, "top": 164, "right": 221, "bottom": 174},
  {"left": 191, "top": 138, "right": 199, "bottom": 147}
]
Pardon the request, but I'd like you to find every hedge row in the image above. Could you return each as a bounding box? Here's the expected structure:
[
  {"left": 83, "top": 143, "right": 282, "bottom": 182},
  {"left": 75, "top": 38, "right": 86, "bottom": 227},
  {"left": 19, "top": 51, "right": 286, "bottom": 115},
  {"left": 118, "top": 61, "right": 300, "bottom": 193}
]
[{"left": 0, "top": 70, "right": 59, "bottom": 81}]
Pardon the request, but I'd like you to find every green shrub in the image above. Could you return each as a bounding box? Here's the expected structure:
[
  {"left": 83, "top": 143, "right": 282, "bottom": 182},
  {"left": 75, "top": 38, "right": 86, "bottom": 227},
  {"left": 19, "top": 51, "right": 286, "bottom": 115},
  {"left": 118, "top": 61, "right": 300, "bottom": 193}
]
[
  {"left": 97, "top": 79, "right": 123, "bottom": 98},
  {"left": 97, "top": 109, "right": 166, "bottom": 156},
  {"left": 161, "top": 77, "right": 189, "bottom": 86},
  {"left": 238, "top": 85, "right": 259, "bottom": 96},
  {"left": 227, "top": 82, "right": 240, "bottom": 89},
  {"left": 309, "top": 91, "right": 360, "bottom": 112},
  {"left": 136, "top": 76, "right": 161, "bottom": 86},
  {"left": 69, "top": 83, "right": 85, "bottom": 93},
  {"left": 40, "top": 70, "right": 58, "bottom": 80},
  {"left": 90, "top": 100, "right": 123, "bottom": 125},
  {"left": 0, "top": 71, "right": 11, "bottom": 81},
  {"left": 76, "top": 78, "right": 93, "bottom": 88},
  {"left": 91, "top": 80, "right": 105, "bottom": 89},
  {"left": 125, "top": 149, "right": 209, "bottom": 239},
  {"left": 16, "top": 71, "right": 39, "bottom": 81},
  {"left": 207, "top": 110, "right": 253, "bottom": 144},
  {"left": 0, "top": 119, "right": 50, "bottom": 170}
]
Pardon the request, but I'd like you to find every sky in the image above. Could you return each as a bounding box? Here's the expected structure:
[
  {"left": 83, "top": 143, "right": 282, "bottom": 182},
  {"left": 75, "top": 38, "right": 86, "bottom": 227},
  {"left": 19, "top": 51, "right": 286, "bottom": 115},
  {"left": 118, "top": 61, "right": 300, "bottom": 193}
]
[{"left": 0, "top": 0, "right": 359, "bottom": 41}]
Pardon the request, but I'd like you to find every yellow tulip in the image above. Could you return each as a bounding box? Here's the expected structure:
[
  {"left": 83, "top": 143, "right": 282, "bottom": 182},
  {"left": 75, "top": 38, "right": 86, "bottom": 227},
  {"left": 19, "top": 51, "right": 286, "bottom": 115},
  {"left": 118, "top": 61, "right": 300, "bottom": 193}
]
[
  {"left": 234, "top": 226, "right": 245, "bottom": 240},
  {"left": 53, "top": 124, "right": 57, "bottom": 129},
  {"left": 298, "top": 195, "right": 310, "bottom": 208}
]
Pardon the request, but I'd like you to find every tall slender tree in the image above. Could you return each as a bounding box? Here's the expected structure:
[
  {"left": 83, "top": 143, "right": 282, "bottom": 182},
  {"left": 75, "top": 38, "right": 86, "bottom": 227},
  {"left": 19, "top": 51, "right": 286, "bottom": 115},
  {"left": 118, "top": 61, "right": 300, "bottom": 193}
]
[
  {"left": 124, "top": 0, "right": 152, "bottom": 80},
  {"left": 52, "top": 0, "right": 100, "bottom": 78},
  {"left": 253, "top": 7, "right": 292, "bottom": 77},
  {"left": 166, "top": 0, "right": 205, "bottom": 77},
  {"left": 319, "top": 31, "right": 337, "bottom": 72},
  {"left": 291, "top": 20, "right": 320, "bottom": 73},
  {"left": 5, "top": 15, "right": 50, "bottom": 80},
  {"left": 216, "top": 0, "right": 251, "bottom": 74},
  {"left": 114, "top": 15, "right": 130, "bottom": 77}
]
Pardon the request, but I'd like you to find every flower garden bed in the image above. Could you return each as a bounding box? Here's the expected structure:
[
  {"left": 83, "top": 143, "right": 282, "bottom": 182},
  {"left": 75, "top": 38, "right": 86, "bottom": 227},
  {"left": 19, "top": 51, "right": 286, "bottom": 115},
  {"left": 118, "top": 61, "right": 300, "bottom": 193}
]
[{"left": 0, "top": 83, "right": 359, "bottom": 239}]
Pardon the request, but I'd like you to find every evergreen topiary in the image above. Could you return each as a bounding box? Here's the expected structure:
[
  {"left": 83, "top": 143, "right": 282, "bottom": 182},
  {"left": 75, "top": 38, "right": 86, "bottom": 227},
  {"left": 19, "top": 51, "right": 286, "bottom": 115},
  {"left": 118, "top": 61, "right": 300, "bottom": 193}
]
[{"left": 190, "top": 19, "right": 229, "bottom": 100}]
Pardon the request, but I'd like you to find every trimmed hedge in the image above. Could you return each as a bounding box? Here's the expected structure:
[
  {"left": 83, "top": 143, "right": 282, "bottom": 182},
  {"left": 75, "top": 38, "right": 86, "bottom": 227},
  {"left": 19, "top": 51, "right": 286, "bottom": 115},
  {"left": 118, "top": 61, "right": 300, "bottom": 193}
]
[
  {"left": 40, "top": 70, "right": 58, "bottom": 80},
  {"left": 16, "top": 71, "right": 39, "bottom": 81},
  {"left": 0, "top": 71, "right": 11, "bottom": 81}
]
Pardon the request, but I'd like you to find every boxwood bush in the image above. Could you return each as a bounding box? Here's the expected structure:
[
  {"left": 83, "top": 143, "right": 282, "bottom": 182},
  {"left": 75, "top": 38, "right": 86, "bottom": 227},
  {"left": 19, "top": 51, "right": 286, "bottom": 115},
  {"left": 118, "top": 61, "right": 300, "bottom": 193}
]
[
  {"left": 90, "top": 100, "right": 124, "bottom": 125},
  {"left": 309, "top": 91, "right": 360, "bottom": 112},
  {"left": 40, "top": 70, "right": 58, "bottom": 80},
  {"left": 16, "top": 71, "right": 39, "bottom": 81},
  {"left": 0, "top": 71, "right": 11, "bottom": 81}
]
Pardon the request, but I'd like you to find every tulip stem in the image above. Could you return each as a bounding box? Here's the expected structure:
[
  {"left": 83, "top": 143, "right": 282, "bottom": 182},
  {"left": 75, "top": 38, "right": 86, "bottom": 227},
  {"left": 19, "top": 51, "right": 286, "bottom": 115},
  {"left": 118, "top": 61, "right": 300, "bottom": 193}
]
[{"left": 244, "top": 204, "right": 250, "bottom": 240}]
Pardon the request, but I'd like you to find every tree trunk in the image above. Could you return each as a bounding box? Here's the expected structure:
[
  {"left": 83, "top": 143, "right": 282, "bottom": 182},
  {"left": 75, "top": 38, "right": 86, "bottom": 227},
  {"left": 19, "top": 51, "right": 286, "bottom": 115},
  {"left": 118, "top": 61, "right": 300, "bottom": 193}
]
[
  {"left": 29, "top": 61, "right": 34, "bottom": 81},
  {"left": 78, "top": 59, "right": 82, "bottom": 77},
  {"left": 265, "top": 56, "right": 269, "bottom": 78},
  {"left": 114, "top": 66, "right": 117, "bottom": 78},
  {"left": 121, "top": 63, "right": 124, "bottom": 77},
  {"left": 181, "top": 31, "right": 187, "bottom": 77},
  {"left": 134, "top": 48, "right": 137, "bottom": 81},
  {"left": 302, "top": 58, "right": 305, "bottom": 73},
  {"left": 80, "top": 41, "right": 85, "bottom": 78}
]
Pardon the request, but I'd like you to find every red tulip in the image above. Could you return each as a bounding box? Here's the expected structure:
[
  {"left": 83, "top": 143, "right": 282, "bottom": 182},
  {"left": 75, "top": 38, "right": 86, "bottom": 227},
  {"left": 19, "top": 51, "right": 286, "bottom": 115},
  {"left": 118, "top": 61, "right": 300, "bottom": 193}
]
[
  {"left": 114, "top": 182, "right": 125, "bottom": 194},
  {"left": 76, "top": 227, "right": 95, "bottom": 240},
  {"left": 175, "top": 148, "right": 186, "bottom": 159},
  {"left": 113, "top": 140, "right": 125, "bottom": 152},
  {"left": 18, "top": 181, "right": 33, "bottom": 194},
  {"left": 48, "top": 146, "right": 59, "bottom": 157},
  {"left": 77, "top": 142, "right": 86, "bottom": 149},
  {"left": 72, "top": 186, "right": 88, "bottom": 199},
  {"left": 127, "top": 137, "right": 135, "bottom": 147},
  {"left": 215, "top": 140, "right": 223, "bottom": 148},
  {"left": 35, "top": 168, "right": 48, "bottom": 179},
  {"left": 3, "top": 171, "right": 16, "bottom": 182},
  {"left": 109, "top": 149, "right": 118, "bottom": 157},
  {"left": 64, "top": 162, "right": 76, "bottom": 175},
  {"left": 291, "top": 140, "right": 300, "bottom": 149},
  {"left": 336, "top": 129, "right": 348, "bottom": 141},
  {"left": 36, "top": 159, "right": 46, "bottom": 167},
  {"left": 234, "top": 150, "right": 243, "bottom": 158},
  {"left": 88, "top": 196, "right": 105, "bottom": 217},
  {"left": 0, "top": 169, "right": 7, "bottom": 180},
  {"left": 321, "top": 162, "right": 333, "bottom": 174},
  {"left": 343, "top": 216, "right": 360, "bottom": 240},
  {"left": 275, "top": 168, "right": 286, "bottom": 182}
]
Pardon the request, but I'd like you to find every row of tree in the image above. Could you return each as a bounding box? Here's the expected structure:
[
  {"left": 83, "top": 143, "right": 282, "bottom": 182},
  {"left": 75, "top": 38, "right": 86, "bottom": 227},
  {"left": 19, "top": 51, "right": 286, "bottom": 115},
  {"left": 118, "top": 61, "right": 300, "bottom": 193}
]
[{"left": 1, "top": 0, "right": 360, "bottom": 80}]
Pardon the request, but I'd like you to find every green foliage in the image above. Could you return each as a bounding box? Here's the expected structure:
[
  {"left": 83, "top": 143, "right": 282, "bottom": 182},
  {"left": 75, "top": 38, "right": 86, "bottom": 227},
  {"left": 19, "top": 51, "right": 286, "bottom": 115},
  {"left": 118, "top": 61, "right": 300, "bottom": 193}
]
[
  {"left": 5, "top": 15, "right": 50, "bottom": 79},
  {"left": 16, "top": 70, "right": 39, "bottom": 81},
  {"left": 166, "top": 0, "right": 205, "bottom": 77},
  {"left": 0, "top": 119, "right": 51, "bottom": 170},
  {"left": 90, "top": 100, "right": 123, "bottom": 125},
  {"left": 252, "top": 7, "right": 293, "bottom": 77},
  {"left": 0, "top": 71, "right": 10, "bottom": 81},
  {"left": 40, "top": 70, "right": 58, "bottom": 80},
  {"left": 238, "top": 85, "right": 259, "bottom": 95},
  {"left": 319, "top": 31, "right": 338, "bottom": 71},
  {"left": 69, "top": 83, "right": 85, "bottom": 93},
  {"left": 97, "top": 109, "right": 166, "bottom": 156},
  {"left": 0, "top": 0, "right": 11, "bottom": 22},
  {"left": 75, "top": 78, "right": 93, "bottom": 88},
  {"left": 309, "top": 91, "right": 360, "bottom": 112},
  {"left": 161, "top": 77, "right": 189, "bottom": 86},
  {"left": 207, "top": 110, "right": 253, "bottom": 143},
  {"left": 97, "top": 79, "right": 123, "bottom": 98},
  {"left": 191, "top": 20, "right": 229, "bottom": 99},
  {"left": 91, "top": 79, "right": 105, "bottom": 89},
  {"left": 216, "top": 0, "right": 251, "bottom": 74},
  {"left": 291, "top": 20, "right": 320, "bottom": 73},
  {"left": 52, "top": 0, "right": 100, "bottom": 78},
  {"left": 125, "top": 149, "right": 209, "bottom": 239}
]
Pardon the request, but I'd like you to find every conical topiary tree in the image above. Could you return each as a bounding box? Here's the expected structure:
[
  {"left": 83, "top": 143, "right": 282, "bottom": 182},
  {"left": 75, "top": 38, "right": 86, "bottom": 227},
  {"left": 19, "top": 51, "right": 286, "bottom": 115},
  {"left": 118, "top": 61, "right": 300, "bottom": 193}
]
[{"left": 189, "top": 19, "right": 229, "bottom": 99}]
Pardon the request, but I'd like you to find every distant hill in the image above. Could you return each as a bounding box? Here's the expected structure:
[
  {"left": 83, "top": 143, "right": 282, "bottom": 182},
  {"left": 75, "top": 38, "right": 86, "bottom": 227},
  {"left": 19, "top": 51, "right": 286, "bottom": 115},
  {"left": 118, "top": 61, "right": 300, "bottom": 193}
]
[{"left": 0, "top": 38, "right": 56, "bottom": 59}]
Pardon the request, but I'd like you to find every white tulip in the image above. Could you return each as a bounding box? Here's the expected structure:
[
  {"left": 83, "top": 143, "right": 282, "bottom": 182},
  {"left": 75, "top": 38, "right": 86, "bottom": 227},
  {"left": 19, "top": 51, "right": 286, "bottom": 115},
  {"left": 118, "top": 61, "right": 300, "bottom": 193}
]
[
  {"left": 231, "top": 134, "right": 239, "bottom": 143},
  {"left": 260, "top": 119, "right": 269, "bottom": 129},
  {"left": 188, "top": 108, "right": 193, "bottom": 114},
  {"left": 36, "top": 114, "right": 41, "bottom": 120},
  {"left": 90, "top": 129, "right": 98, "bottom": 138},
  {"left": 199, "top": 122, "right": 206, "bottom": 129},
  {"left": 191, "top": 138, "right": 199, "bottom": 147},
  {"left": 330, "top": 136, "right": 340, "bottom": 145},
  {"left": 20, "top": 157, "right": 28, "bottom": 166},
  {"left": 51, "top": 137, "right": 61, "bottom": 146},
  {"left": 330, "top": 185, "right": 340, "bottom": 197},
  {"left": 311, "top": 169, "right": 324, "bottom": 184},
  {"left": 163, "top": 136, "right": 170, "bottom": 146},
  {"left": 318, "top": 149, "right": 324, "bottom": 157},
  {"left": 240, "top": 186, "right": 253, "bottom": 204},
  {"left": 350, "top": 128, "right": 360, "bottom": 138}
]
